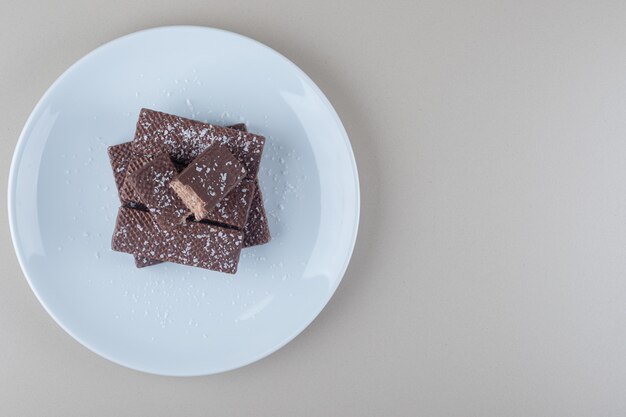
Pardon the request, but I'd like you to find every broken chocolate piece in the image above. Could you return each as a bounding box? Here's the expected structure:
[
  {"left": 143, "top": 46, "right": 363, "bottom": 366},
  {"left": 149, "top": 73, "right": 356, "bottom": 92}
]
[
  {"left": 204, "top": 179, "right": 256, "bottom": 230},
  {"left": 191, "top": 122, "right": 259, "bottom": 230},
  {"left": 213, "top": 123, "right": 271, "bottom": 244},
  {"left": 196, "top": 122, "right": 271, "bottom": 243},
  {"left": 170, "top": 144, "right": 246, "bottom": 220},
  {"left": 127, "top": 153, "right": 189, "bottom": 230},
  {"left": 209, "top": 123, "right": 271, "bottom": 245},
  {"left": 112, "top": 207, "right": 244, "bottom": 274},
  {"left": 132, "top": 109, "right": 265, "bottom": 177},
  {"left": 119, "top": 122, "right": 247, "bottom": 206},
  {"left": 115, "top": 121, "right": 247, "bottom": 206},
  {"left": 243, "top": 183, "right": 271, "bottom": 247}
]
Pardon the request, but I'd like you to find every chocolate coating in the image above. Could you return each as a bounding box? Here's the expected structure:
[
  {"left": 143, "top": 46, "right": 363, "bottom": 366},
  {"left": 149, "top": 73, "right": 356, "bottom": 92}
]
[
  {"left": 132, "top": 108, "right": 265, "bottom": 177},
  {"left": 127, "top": 152, "right": 189, "bottom": 230},
  {"left": 170, "top": 144, "right": 246, "bottom": 220},
  {"left": 108, "top": 142, "right": 161, "bottom": 267},
  {"left": 243, "top": 182, "right": 271, "bottom": 247},
  {"left": 112, "top": 207, "right": 244, "bottom": 274}
]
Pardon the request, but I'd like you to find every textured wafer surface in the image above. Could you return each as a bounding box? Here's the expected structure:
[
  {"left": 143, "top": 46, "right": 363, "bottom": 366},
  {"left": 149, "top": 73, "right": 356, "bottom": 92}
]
[
  {"left": 107, "top": 142, "right": 132, "bottom": 196},
  {"left": 108, "top": 121, "right": 270, "bottom": 265},
  {"left": 112, "top": 207, "right": 244, "bottom": 273},
  {"left": 120, "top": 153, "right": 153, "bottom": 203},
  {"left": 243, "top": 183, "right": 271, "bottom": 247},
  {"left": 132, "top": 108, "right": 265, "bottom": 177},
  {"left": 127, "top": 153, "right": 189, "bottom": 230},
  {"left": 219, "top": 123, "right": 271, "bottom": 241},
  {"left": 108, "top": 142, "right": 161, "bottom": 267}
]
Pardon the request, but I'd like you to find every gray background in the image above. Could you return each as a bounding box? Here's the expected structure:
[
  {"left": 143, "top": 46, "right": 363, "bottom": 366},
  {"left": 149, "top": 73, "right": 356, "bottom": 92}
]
[{"left": 2, "top": 0, "right": 626, "bottom": 415}]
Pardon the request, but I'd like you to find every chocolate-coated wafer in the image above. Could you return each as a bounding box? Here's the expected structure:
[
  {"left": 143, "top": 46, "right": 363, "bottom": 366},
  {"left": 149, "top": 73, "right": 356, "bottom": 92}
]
[
  {"left": 110, "top": 125, "right": 264, "bottom": 231},
  {"left": 127, "top": 152, "right": 189, "bottom": 230},
  {"left": 170, "top": 143, "right": 246, "bottom": 220},
  {"left": 107, "top": 142, "right": 132, "bottom": 198},
  {"left": 243, "top": 183, "right": 271, "bottom": 247},
  {"left": 119, "top": 153, "right": 153, "bottom": 203},
  {"left": 108, "top": 142, "right": 161, "bottom": 268},
  {"left": 204, "top": 123, "right": 271, "bottom": 245},
  {"left": 132, "top": 108, "right": 265, "bottom": 177},
  {"left": 204, "top": 179, "right": 256, "bottom": 230},
  {"left": 112, "top": 207, "right": 244, "bottom": 274}
]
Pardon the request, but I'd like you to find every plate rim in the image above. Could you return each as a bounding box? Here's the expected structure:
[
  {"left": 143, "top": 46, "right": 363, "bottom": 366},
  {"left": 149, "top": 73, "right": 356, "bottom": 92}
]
[{"left": 7, "top": 25, "right": 360, "bottom": 376}]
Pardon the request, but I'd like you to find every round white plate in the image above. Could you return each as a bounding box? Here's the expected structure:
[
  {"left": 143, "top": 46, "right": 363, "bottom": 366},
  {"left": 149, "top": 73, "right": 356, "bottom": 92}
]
[{"left": 8, "top": 26, "right": 359, "bottom": 376}]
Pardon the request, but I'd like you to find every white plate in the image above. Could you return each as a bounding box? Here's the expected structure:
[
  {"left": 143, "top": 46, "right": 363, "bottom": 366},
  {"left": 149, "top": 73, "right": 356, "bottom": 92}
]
[{"left": 8, "top": 26, "right": 359, "bottom": 376}]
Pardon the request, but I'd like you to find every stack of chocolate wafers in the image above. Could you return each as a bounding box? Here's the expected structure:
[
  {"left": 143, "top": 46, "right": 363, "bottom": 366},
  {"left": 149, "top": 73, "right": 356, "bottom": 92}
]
[{"left": 108, "top": 108, "right": 271, "bottom": 274}]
